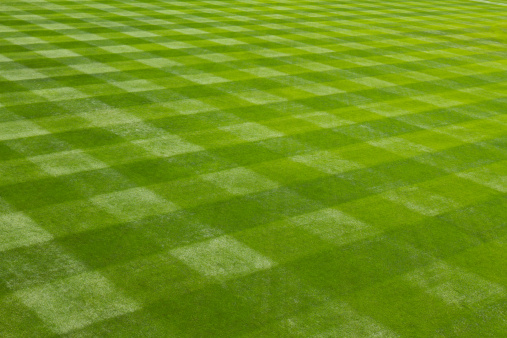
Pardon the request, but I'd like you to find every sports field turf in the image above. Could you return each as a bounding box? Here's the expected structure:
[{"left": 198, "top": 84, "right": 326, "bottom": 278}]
[{"left": 0, "top": 0, "right": 506, "bottom": 336}]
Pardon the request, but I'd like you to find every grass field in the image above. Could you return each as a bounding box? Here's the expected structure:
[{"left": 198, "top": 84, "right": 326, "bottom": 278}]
[{"left": 0, "top": 0, "right": 506, "bottom": 336}]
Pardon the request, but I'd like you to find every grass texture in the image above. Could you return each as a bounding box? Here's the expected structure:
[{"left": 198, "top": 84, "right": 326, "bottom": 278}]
[{"left": 0, "top": 0, "right": 506, "bottom": 336}]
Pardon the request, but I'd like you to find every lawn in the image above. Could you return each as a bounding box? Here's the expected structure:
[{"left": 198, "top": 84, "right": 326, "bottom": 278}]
[{"left": 0, "top": 0, "right": 506, "bottom": 336}]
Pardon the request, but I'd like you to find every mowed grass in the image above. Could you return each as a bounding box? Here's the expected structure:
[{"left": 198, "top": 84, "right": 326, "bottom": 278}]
[{"left": 0, "top": 0, "right": 506, "bottom": 336}]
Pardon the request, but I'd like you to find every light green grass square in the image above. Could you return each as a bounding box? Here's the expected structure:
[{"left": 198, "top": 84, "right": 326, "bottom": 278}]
[
  {"left": 167, "top": 98, "right": 216, "bottom": 115},
  {"left": 292, "top": 150, "right": 363, "bottom": 174},
  {"left": 132, "top": 135, "right": 203, "bottom": 157},
  {"left": 297, "top": 112, "right": 352, "bottom": 128},
  {"left": 0, "top": 120, "right": 49, "bottom": 141},
  {"left": 15, "top": 272, "right": 140, "bottom": 334},
  {"left": 200, "top": 167, "right": 279, "bottom": 195},
  {"left": 138, "top": 57, "right": 180, "bottom": 67},
  {"left": 247, "top": 300, "right": 397, "bottom": 338},
  {"left": 198, "top": 53, "right": 237, "bottom": 62},
  {"left": 2, "top": 69, "right": 47, "bottom": 81},
  {"left": 382, "top": 186, "right": 459, "bottom": 217},
  {"left": 368, "top": 137, "right": 432, "bottom": 158},
  {"left": 404, "top": 262, "right": 505, "bottom": 307},
  {"left": 171, "top": 235, "right": 275, "bottom": 281},
  {"left": 32, "top": 87, "right": 88, "bottom": 101},
  {"left": 0, "top": 213, "right": 53, "bottom": 252},
  {"left": 29, "top": 150, "right": 108, "bottom": 176},
  {"left": 243, "top": 67, "right": 286, "bottom": 78},
  {"left": 418, "top": 176, "right": 499, "bottom": 208},
  {"left": 292, "top": 208, "right": 378, "bottom": 245},
  {"left": 401, "top": 130, "right": 464, "bottom": 150},
  {"left": 456, "top": 161, "right": 507, "bottom": 193},
  {"left": 235, "top": 91, "right": 286, "bottom": 104},
  {"left": 112, "top": 79, "right": 164, "bottom": 92},
  {"left": 71, "top": 63, "right": 117, "bottom": 74},
  {"left": 78, "top": 108, "right": 142, "bottom": 127},
  {"left": 181, "top": 73, "right": 229, "bottom": 84},
  {"left": 91, "top": 187, "right": 179, "bottom": 222},
  {"left": 219, "top": 122, "right": 284, "bottom": 142},
  {"left": 37, "top": 49, "right": 80, "bottom": 58},
  {"left": 352, "top": 76, "right": 394, "bottom": 88},
  {"left": 296, "top": 83, "right": 344, "bottom": 96},
  {"left": 101, "top": 45, "right": 140, "bottom": 54}
]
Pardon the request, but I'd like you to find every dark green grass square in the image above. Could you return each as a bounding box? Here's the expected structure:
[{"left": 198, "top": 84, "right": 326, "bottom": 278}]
[
  {"left": 235, "top": 222, "right": 330, "bottom": 263},
  {"left": 17, "top": 58, "right": 63, "bottom": 69},
  {"left": 349, "top": 278, "right": 462, "bottom": 337},
  {"left": 337, "top": 144, "right": 403, "bottom": 166},
  {"left": 210, "top": 143, "right": 282, "bottom": 166},
  {"left": 0, "top": 80, "right": 26, "bottom": 93},
  {"left": 436, "top": 298, "right": 507, "bottom": 338},
  {"left": 338, "top": 196, "right": 426, "bottom": 230},
  {"left": 439, "top": 196, "right": 507, "bottom": 241},
  {"left": 449, "top": 238, "right": 507, "bottom": 286},
  {"left": 27, "top": 199, "right": 120, "bottom": 236},
  {"left": 288, "top": 236, "right": 432, "bottom": 297},
  {"left": 53, "top": 74, "right": 108, "bottom": 87},
  {"left": 150, "top": 177, "right": 234, "bottom": 208},
  {"left": 148, "top": 284, "right": 260, "bottom": 337},
  {"left": 57, "top": 223, "right": 165, "bottom": 269},
  {"left": 290, "top": 174, "right": 372, "bottom": 206},
  {"left": 0, "top": 178, "right": 84, "bottom": 210},
  {"left": 291, "top": 129, "right": 357, "bottom": 150},
  {"left": 8, "top": 102, "right": 70, "bottom": 119},
  {"left": 151, "top": 115, "right": 214, "bottom": 134},
  {"left": 0, "top": 143, "right": 20, "bottom": 160},
  {"left": 97, "top": 92, "right": 153, "bottom": 107},
  {"left": 365, "top": 118, "right": 423, "bottom": 135},
  {"left": 103, "top": 254, "right": 210, "bottom": 303},
  {"left": 190, "top": 196, "right": 285, "bottom": 233},
  {"left": 296, "top": 95, "right": 348, "bottom": 110},
  {"left": 223, "top": 267, "right": 329, "bottom": 326},
  {"left": 183, "top": 129, "right": 244, "bottom": 148},
  {"left": 87, "top": 53, "right": 131, "bottom": 64},
  {"left": 114, "top": 158, "right": 193, "bottom": 185},
  {"left": 57, "top": 127, "right": 124, "bottom": 148},
  {"left": 418, "top": 143, "right": 506, "bottom": 173},
  {"left": 63, "top": 309, "right": 183, "bottom": 338},
  {"left": 0, "top": 296, "right": 55, "bottom": 338},
  {"left": 0, "top": 242, "right": 85, "bottom": 291},
  {"left": 85, "top": 143, "right": 152, "bottom": 165},
  {"left": 4, "top": 134, "right": 73, "bottom": 157},
  {"left": 250, "top": 158, "right": 325, "bottom": 184},
  {"left": 389, "top": 218, "right": 481, "bottom": 258},
  {"left": 249, "top": 187, "right": 324, "bottom": 217},
  {"left": 374, "top": 158, "right": 447, "bottom": 186}
]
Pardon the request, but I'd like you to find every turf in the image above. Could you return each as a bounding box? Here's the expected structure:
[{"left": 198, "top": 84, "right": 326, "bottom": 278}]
[{"left": 0, "top": 0, "right": 506, "bottom": 336}]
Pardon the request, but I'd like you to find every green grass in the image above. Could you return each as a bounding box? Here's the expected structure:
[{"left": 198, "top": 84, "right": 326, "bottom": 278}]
[{"left": 0, "top": 0, "right": 506, "bottom": 336}]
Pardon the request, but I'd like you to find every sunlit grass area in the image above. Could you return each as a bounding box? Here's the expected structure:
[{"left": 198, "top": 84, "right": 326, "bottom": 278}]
[{"left": 0, "top": 0, "right": 506, "bottom": 336}]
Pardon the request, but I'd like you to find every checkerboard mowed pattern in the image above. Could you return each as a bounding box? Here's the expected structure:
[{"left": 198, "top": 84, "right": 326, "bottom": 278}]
[{"left": 1, "top": 0, "right": 506, "bottom": 336}]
